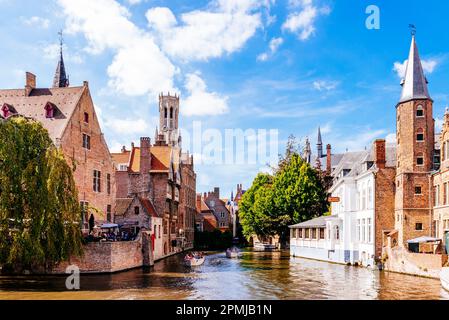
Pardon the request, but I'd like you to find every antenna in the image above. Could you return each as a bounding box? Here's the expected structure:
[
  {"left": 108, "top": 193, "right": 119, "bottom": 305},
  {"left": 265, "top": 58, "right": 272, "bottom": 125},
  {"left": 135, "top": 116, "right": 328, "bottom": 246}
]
[{"left": 409, "top": 24, "right": 416, "bottom": 36}]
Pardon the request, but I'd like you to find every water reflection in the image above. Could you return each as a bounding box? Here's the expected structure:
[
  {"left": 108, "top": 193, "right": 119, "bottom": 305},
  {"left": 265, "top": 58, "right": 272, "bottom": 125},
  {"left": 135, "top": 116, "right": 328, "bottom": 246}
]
[{"left": 0, "top": 250, "right": 446, "bottom": 300}]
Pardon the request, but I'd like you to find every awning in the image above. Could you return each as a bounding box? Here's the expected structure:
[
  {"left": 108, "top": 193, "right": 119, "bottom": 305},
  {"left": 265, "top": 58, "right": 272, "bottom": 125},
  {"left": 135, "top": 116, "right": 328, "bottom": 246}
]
[
  {"left": 100, "top": 223, "right": 119, "bottom": 229},
  {"left": 406, "top": 236, "right": 440, "bottom": 244}
]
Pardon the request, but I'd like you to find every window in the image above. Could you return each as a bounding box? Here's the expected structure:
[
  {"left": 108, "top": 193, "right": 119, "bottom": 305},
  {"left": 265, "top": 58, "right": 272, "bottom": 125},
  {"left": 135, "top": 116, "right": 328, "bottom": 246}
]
[
  {"left": 220, "top": 212, "right": 225, "bottom": 218},
  {"left": 164, "top": 108, "right": 168, "bottom": 118},
  {"left": 305, "top": 228, "right": 310, "bottom": 238},
  {"left": 80, "top": 201, "right": 89, "bottom": 224},
  {"left": 312, "top": 228, "right": 317, "bottom": 239},
  {"left": 107, "top": 174, "right": 111, "bottom": 195},
  {"left": 84, "top": 112, "right": 89, "bottom": 123},
  {"left": 134, "top": 206, "right": 140, "bottom": 215},
  {"left": 93, "top": 170, "right": 101, "bottom": 192},
  {"left": 417, "top": 154, "right": 424, "bottom": 166},
  {"left": 362, "top": 219, "right": 366, "bottom": 242},
  {"left": 356, "top": 219, "right": 361, "bottom": 241},
  {"left": 368, "top": 186, "right": 373, "bottom": 209},
  {"left": 416, "top": 128, "right": 424, "bottom": 142},
  {"left": 119, "top": 164, "right": 128, "bottom": 171},
  {"left": 158, "top": 225, "right": 161, "bottom": 238},
  {"left": 45, "top": 103, "right": 54, "bottom": 118},
  {"left": 415, "top": 223, "right": 423, "bottom": 231},
  {"left": 319, "top": 228, "right": 325, "bottom": 239},
  {"left": 416, "top": 105, "right": 424, "bottom": 117},
  {"left": 106, "top": 205, "right": 111, "bottom": 222},
  {"left": 299, "top": 229, "right": 303, "bottom": 238},
  {"left": 83, "top": 134, "right": 91, "bottom": 150},
  {"left": 335, "top": 226, "right": 340, "bottom": 240},
  {"left": 170, "top": 107, "right": 173, "bottom": 119},
  {"left": 367, "top": 218, "right": 372, "bottom": 243},
  {"left": 415, "top": 186, "right": 422, "bottom": 195},
  {"left": 435, "top": 185, "right": 440, "bottom": 207}
]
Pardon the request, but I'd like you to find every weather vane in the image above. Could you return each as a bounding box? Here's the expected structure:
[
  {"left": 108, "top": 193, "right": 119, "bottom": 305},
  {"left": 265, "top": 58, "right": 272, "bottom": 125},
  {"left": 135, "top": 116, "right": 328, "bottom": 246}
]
[
  {"left": 58, "top": 29, "right": 64, "bottom": 48},
  {"left": 409, "top": 24, "right": 416, "bottom": 36}
]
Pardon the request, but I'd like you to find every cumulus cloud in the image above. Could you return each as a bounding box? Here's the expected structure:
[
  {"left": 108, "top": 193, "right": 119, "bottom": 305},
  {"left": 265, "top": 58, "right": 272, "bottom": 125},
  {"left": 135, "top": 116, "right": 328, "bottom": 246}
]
[
  {"left": 57, "top": 0, "right": 177, "bottom": 97},
  {"left": 257, "top": 37, "right": 283, "bottom": 61},
  {"left": 393, "top": 58, "right": 439, "bottom": 78},
  {"left": 21, "top": 16, "right": 50, "bottom": 29},
  {"left": 146, "top": 0, "right": 267, "bottom": 61},
  {"left": 182, "top": 72, "right": 229, "bottom": 116},
  {"left": 282, "top": 0, "right": 330, "bottom": 40}
]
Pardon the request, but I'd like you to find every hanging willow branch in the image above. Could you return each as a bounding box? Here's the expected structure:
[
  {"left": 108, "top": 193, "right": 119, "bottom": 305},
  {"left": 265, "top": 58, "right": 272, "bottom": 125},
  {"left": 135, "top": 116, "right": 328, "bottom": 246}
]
[{"left": 0, "top": 116, "right": 83, "bottom": 272}]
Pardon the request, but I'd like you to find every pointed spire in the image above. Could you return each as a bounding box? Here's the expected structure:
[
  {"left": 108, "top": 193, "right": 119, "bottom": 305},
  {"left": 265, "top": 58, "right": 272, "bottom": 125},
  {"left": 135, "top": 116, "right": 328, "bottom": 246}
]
[
  {"left": 53, "top": 30, "right": 69, "bottom": 88},
  {"left": 399, "top": 34, "right": 431, "bottom": 103},
  {"left": 317, "top": 127, "right": 323, "bottom": 158}
]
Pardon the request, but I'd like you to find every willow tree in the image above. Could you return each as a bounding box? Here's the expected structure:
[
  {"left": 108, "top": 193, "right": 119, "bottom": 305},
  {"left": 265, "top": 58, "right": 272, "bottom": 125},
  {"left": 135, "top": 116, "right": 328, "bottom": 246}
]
[{"left": 0, "top": 116, "right": 82, "bottom": 272}]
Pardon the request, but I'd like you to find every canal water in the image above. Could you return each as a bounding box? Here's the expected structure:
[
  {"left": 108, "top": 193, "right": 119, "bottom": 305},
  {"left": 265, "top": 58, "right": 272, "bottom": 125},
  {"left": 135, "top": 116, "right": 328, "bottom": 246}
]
[{"left": 0, "top": 250, "right": 447, "bottom": 300}]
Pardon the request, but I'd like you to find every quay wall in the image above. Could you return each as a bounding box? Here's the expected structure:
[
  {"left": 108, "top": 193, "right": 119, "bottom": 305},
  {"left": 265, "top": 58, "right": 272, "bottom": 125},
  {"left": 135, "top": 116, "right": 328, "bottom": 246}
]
[
  {"left": 383, "top": 247, "right": 447, "bottom": 279},
  {"left": 51, "top": 234, "right": 151, "bottom": 274}
]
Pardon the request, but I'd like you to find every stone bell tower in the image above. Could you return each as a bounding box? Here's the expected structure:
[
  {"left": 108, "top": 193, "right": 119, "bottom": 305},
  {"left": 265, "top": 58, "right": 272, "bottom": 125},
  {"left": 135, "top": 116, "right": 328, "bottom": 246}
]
[
  {"left": 158, "top": 93, "right": 180, "bottom": 147},
  {"left": 395, "top": 33, "right": 435, "bottom": 247}
]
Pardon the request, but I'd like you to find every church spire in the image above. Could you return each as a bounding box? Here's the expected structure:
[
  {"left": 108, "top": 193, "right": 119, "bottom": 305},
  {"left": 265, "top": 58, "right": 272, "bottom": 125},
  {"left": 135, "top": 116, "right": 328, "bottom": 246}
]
[
  {"left": 52, "top": 30, "right": 69, "bottom": 88},
  {"left": 317, "top": 127, "right": 323, "bottom": 158},
  {"left": 399, "top": 32, "right": 431, "bottom": 103}
]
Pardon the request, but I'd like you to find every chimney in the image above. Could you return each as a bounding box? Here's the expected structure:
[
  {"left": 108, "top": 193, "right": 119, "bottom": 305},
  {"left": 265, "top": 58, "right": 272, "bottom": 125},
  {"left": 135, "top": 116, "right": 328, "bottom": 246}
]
[
  {"left": 214, "top": 187, "right": 220, "bottom": 199},
  {"left": 374, "top": 139, "right": 386, "bottom": 169},
  {"left": 139, "top": 137, "right": 151, "bottom": 174},
  {"left": 326, "top": 144, "right": 332, "bottom": 175},
  {"left": 25, "top": 72, "right": 36, "bottom": 96},
  {"left": 196, "top": 194, "right": 202, "bottom": 212}
]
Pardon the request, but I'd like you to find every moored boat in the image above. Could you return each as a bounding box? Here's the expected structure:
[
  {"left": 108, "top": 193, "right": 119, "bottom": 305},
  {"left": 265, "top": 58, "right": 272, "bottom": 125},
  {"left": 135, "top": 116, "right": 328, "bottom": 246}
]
[{"left": 441, "top": 267, "right": 449, "bottom": 292}]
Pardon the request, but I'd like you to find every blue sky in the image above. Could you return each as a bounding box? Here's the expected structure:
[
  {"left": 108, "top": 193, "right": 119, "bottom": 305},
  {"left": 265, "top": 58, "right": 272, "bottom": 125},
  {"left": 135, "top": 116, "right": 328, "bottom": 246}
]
[{"left": 1, "top": 0, "right": 449, "bottom": 198}]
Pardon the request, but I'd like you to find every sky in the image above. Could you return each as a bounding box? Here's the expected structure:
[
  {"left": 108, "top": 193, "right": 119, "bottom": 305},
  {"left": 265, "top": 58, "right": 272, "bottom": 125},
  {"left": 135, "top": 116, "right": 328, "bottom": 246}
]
[{"left": 1, "top": 0, "right": 449, "bottom": 198}]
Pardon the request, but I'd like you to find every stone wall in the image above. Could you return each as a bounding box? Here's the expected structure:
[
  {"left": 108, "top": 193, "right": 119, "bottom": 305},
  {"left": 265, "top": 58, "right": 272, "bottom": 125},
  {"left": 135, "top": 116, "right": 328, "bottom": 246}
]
[
  {"left": 51, "top": 235, "right": 148, "bottom": 274},
  {"left": 383, "top": 246, "right": 447, "bottom": 279}
]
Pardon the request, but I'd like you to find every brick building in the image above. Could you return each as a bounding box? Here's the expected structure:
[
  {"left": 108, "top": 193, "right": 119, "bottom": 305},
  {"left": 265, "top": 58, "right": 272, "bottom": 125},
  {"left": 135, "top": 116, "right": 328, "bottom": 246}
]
[
  {"left": 0, "top": 48, "right": 116, "bottom": 228},
  {"left": 203, "top": 188, "right": 231, "bottom": 232},
  {"left": 112, "top": 93, "right": 196, "bottom": 257},
  {"left": 195, "top": 194, "right": 218, "bottom": 232}
]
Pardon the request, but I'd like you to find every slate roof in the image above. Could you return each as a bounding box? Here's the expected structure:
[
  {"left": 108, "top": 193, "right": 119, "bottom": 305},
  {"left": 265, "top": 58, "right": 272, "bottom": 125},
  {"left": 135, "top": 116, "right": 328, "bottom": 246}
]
[{"left": 115, "top": 198, "right": 133, "bottom": 216}]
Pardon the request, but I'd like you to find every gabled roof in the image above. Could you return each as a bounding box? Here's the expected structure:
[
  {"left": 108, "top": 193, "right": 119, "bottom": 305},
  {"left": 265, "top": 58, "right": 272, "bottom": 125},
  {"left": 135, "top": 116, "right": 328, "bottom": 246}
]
[
  {"left": 115, "top": 198, "right": 134, "bottom": 216},
  {"left": 111, "top": 150, "right": 131, "bottom": 166},
  {"left": 0, "top": 86, "right": 85, "bottom": 142},
  {"left": 139, "top": 197, "right": 160, "bottom": 218},
  {"left": 150, "top": 145, "right": 171, "bottom": 172},
  {"left": 399, "top": 36, "right": 431, "bottom": 103},
  {"left": 289, "top": 215, "right": 337, "bottom": 228}
]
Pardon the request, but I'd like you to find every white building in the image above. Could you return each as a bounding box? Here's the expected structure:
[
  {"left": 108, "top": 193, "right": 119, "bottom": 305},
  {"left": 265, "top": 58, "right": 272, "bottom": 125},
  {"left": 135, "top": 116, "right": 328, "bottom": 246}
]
[{"left": 290, "top": 140, "right": 396, "bottom": 268}]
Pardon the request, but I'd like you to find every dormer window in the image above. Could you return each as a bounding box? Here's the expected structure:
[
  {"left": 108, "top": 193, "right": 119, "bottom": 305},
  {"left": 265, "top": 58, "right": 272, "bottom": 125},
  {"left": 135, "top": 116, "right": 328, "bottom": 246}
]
[
  {"left": 44, "top": 102, "right": 55, "bottom": 118},
  {"left": 1, "top": 103, "right": 15, "bottom": 118}
]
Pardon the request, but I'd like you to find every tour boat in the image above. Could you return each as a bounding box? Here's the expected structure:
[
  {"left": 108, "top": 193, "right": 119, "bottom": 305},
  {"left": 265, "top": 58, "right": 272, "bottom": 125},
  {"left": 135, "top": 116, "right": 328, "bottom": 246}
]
[
  {"left": 254, "top": 242, "right": 278, "bottom": 251},
  {"left": 226, "top": 247, "right": 242, "bottom": 258},
  {"left": 441, "top": 267, "right": 449, "bottom": 292},
  {"left": 184, "top": 253, "right": 205, "bottom": 267}
]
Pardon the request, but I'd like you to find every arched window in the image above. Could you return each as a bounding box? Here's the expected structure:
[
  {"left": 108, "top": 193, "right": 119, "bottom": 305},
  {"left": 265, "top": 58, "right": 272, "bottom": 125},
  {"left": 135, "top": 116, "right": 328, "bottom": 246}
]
[
  {"left": 44, "top": 102, "right": 54, "bottom": 118},
  {"left": 1, "top": 104, "right": 9, "bottom": 118},
  {"left": 170, "top": 107, "right": 173, "bottom": 119},
  {"left": 416, "top": 105, "right": 424, "bottom": 117},
  {"left": 416, "top": 128, "right": 424, "bottom": 142},
  {"left": 164, "top": 107, "right": 168, "bottom": 118},
  {"left": 417, "top": 152, "right": 424, "bottom": 166}
]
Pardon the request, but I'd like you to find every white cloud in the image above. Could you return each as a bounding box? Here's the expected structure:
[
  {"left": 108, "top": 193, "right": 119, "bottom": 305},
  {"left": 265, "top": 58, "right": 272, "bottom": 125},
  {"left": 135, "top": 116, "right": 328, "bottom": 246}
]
[
  {"left": 393, "top": 58, "right": 439, "bottom": 78},
  {"left": 104, "top": 117, "right": 149, "bottom": 135},
  {"left": 43, "top": 43, "right": 84, "bottom": 64},
  {"left": 313, "top": 80, "right": 339, "bottom": 91},
  {"left": 146, "top": 0, "right": 267, "bottom": 61},
  {"left": 126, "top": 0, "right": 142, "bottom": 5},
  {"left": 282, "top": 0, "right": 330, "bottom": 40},
  {"left": 385, "top": 133, "right": 396, "bottom": 144},
  {"left": 57, "top": 0, "right": 177, "bottom": 97},
  {"left": 21, "top": 16, "right": 50, "bottom": 29},
  {"left": 182, "top": 72, "right": 229, "bottom": 116},
  {"left": 257, "top": 37, "right": 283, "bottom": 62}
]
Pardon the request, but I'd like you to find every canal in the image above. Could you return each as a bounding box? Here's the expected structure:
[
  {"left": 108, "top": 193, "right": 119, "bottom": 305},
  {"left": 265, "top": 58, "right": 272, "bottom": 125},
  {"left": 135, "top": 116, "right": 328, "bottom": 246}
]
[{"left": 0, "top": 250, "right": 447, "bottom": 300}]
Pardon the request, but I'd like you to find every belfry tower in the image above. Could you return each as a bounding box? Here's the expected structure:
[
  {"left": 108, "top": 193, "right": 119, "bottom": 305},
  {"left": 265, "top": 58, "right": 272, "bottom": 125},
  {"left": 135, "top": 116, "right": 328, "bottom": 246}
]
[
  {"left": 158, "top": 93, "right": 180, "bottom": 147},
  {"left": 395, "top": 32, "right": 435, "bottom": 246}
]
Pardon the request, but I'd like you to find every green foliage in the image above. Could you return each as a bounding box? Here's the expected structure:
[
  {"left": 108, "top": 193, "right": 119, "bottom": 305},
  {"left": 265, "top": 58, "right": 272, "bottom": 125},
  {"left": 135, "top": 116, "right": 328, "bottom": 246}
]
[
  {"left": 0, "top": 116, "right": 83, "bottom": 271},
  {"left": 239, "top": 141, "right": 329, "bottom": 243}
]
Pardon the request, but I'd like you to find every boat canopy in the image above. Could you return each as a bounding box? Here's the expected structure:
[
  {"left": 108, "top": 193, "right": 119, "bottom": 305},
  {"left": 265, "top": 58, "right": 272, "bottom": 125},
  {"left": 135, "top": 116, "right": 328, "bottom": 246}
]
[
  {"left": 406, "top": 236, "right": 440, "bottom": 244},
  {"left": 100, "top": 223, "right": 119, "bottom": 229}
]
